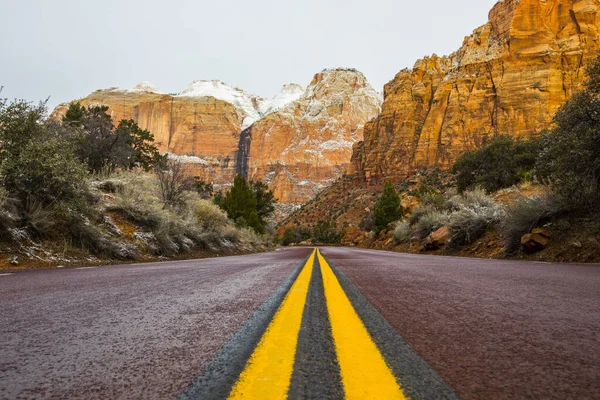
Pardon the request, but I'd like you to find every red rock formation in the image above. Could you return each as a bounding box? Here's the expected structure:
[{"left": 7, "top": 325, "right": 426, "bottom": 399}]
[
  {"left": 53, "top": 71, "right": 381, "bottom": 204},
  {"left": 349, "top": 0, "right": 600, "bottom": 183},
  {"left": 242, "top": 69, "right": 381, "bottom": 203},
  {"left": 52, "top": 83, "right": 244, "bottom": 185}
]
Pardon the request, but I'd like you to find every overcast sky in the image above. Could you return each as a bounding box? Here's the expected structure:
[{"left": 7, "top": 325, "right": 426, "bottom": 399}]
[{"left": 0, "top": 0, "right": 498, "bottom": 110}]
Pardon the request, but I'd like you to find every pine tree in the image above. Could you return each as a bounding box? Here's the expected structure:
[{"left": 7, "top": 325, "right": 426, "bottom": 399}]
[
  {"left": 221, "top": 175, "right": 258, "bottom": 229},
  {"left": 63, "top": 102, "right": 85, "bottom": 127},
  {"left": 251, "top": 180, "right": 275, "bottom": 226},
  {"left": 373, "top": 182, "right": 403, "bottom": 233}
]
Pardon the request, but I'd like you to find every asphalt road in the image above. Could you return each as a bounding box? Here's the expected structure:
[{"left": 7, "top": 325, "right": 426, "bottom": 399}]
[
  {"left": 0, "top": 248, "right": 311, "bottom": 399},
  {"left": 322, "top": 247, "right": 600, "bottom": 400},
  {"left": 1, "top": 247, "right": 599, "bottom": 399}
]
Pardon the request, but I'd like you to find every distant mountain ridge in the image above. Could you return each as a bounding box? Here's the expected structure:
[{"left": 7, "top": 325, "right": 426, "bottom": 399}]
[{"left": 52, "top": 69, "right": 382, "bottom": 210}]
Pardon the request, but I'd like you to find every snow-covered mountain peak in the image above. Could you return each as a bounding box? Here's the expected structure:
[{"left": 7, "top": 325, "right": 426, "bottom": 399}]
[
  {"left": 259, "top": 83, "right": 304, "bottom": 115},
  {"left": 131, "top": 81, "right": 163, "bottom": 93},
  {"left": 177, "top": 80, "right": 262, "bottom": 129}
]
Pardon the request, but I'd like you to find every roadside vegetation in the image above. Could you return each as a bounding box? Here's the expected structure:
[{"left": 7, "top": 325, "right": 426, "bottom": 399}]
[{"left": 0, "top": 99, "right": 275, "bottom": 267}]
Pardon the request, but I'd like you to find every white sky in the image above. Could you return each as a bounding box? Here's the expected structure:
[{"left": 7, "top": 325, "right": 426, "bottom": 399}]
[{"left": 0, "top": 0, "right": 499, "bottom": 110}]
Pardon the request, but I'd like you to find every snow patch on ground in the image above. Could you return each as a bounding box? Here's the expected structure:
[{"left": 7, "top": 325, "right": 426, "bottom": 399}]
[{"left": 166, "top": 153, "right": 220, "bottom": 166}]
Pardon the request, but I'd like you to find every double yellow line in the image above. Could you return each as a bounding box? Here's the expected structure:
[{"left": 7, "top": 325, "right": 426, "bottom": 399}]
[{"left": 227, "top": 249, "right": 406, "bottom": 399}]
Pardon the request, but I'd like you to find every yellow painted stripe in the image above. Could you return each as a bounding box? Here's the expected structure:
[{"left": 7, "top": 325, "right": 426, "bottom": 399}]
[
  {"left": 317, "top": 249, "right": 407, "bottom": 400},
  {"left": 227, "top": 249, "right": 316, "bottom": 400}
]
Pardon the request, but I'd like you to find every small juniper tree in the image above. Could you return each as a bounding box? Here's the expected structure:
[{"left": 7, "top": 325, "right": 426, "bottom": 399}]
[
  {"left": 373, "top": 182, "right": 403, "bottom": 233},
  {"left": 221, "top": 175, "right": 262, "bottom": 233}
]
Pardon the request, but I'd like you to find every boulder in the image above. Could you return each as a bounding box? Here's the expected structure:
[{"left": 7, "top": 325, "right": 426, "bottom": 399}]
[
  {"left": 401, "top": 196, "right": 420, "bottom": 215},
  {"left": 521, "top": 233, "right": 550, "bottom": 253},
  {"left": 422, "top": 225, "right": 450, "bottom": 251},
  {"left": 531, "top": 228, "right": 551, "bottom": 238}
]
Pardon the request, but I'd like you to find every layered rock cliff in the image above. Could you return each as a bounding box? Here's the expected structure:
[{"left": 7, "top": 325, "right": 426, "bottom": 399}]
[
  {"left": 241, "top": 69, "right": 381, "bottom": 203},
  {"left": 52, "top": 82, "right": 250, "bottom": 185},
  {"left": 53, "top": 71, "right": 381, "bottom": 203},
  {"left": 349, "top": 0, "right": 600, "bottom": 182}
]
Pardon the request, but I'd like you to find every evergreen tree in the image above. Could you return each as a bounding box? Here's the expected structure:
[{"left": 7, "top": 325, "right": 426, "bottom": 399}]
[
  {"left": 115, "top": 119, "right": 163, "bottom": 171},
  {"left": 452, "top": 135, "right": 541, "bottom": 193},
  {"left": 221, "top": 175, "right": 259, "bottom": 230},
  {"left": 63, "top": 103, "right": 163, "bottom": 173},
  {"left": 373, "top": 182, "right": 403, "bottom": 233},
  {"left": 63, "top": 102, "right": 85, "bottom": 127},
  {"left": 251, "top": 180, "right": 275, "bottom": 226}
]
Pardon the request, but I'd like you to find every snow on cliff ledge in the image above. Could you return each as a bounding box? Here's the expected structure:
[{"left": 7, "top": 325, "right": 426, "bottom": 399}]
[
  {"left": 178, "top": 80, "right": 262, "bottom": 129},
  {"left": 259, "top": 83, "right": 304, "bottom": 115}
]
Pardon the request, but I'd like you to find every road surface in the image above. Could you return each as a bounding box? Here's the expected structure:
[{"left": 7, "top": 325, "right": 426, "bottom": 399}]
[{"left": 1, "top": 247, "right": 599, "bottom": 399}]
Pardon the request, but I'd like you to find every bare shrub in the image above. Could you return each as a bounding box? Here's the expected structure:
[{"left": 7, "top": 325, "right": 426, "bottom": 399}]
[
  {"left": 393, "top": 221, "right": 412, "bottom": 243},
  {"left": 156, "top": 160, "right": 196, "bottom": 208},
  {"left": 109, "top": 170, "right": 266, "bottom": 255},
  {"left": 499, "top": 192, "right": 567, "bottom": 254},
  {"left": 0, "top": 188, "right": 19, "bottom": 239},
  {"left": 21, "top": 200, "right": 59, "bottom": 237},
  {"left": 64, "top": 213, "right": 136, "bottom": 259},
  {"left": 415, "top": 210, "right": 450, "bottom": 240}
]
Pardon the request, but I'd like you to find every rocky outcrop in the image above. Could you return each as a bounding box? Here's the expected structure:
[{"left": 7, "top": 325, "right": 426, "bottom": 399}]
[
  {"left": 53, "top": 72, "right": 381, "bottom": 203},
  {"left": 349, "top": 0, "right": 600, "bottom": 183},
  {"left": 241, "top": 69, "right": 381, "bottom": 203},
  {"left": 52, "top": 82, "right": 247, "bottom": 186}
]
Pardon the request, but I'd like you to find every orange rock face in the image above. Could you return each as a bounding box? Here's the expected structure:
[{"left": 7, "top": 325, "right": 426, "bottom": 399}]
[
  {"left": 349, "top": 0, "right": 600, "bottom": 183},
  {"left": 52, "top": 86, "right": 244, "bottom": 185},
  {"left": 53, "top": 71, "right": 381, "bottom": 205},
  {"left": 241, "top": 69, "right": 381, "bottom": 203}
]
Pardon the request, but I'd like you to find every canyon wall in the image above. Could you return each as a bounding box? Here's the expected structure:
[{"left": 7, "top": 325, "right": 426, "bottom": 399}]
[
  {"left": 242, "top": 69, "right": 381, "bottom": 203},
  {"left": 53, "top": 72, "right": 381, "bottom": 203},
  {"left": 348, "top": 0, "right": 600, "bottom": 182},
  {"left": 52, "top": 83, "right": 245, "bottom": 185}
]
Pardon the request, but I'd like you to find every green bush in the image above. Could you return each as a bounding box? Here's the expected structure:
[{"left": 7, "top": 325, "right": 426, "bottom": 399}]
[
  {"left": 1, "top": 138, "right": 89, "bottom": 207},
  {"left": 373, "top": 182, "right": 403, "bottom": 233},
  {"left": 452, "top": 134, "right": 541, "bottom": 193},
  {"left": 280, "top": 228, "right": 297, "bottom": 246},
  {"left": 312, "top": 219, "right": 343, "bottom": 245},
  {"left": 535, "top": 54, "right": 600, "bottom": 210}
]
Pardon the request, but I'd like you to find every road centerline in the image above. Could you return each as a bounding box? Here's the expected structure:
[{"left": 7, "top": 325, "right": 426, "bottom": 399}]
[
  {"left": 288, "top": 250, "right": 344, "bottom": 399},
  {"left": 317, "top": 249, "right": 406, "bottom": 400},
  {"left": 226, "top": 249, "right": 316, "bottom": 399}
]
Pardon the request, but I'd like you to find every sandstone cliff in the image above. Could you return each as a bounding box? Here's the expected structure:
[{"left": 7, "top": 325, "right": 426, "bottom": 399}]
[
  {"left": 349, "top": 0, "right": 600, "bottom": 182},
  {"left": 53, "top": 71, "right": 381, "bottom": 204},
  {"left": 52, "top": 82, "right": 248, "bottom": 185},
  {"left": 241, "top": 69, "right": 381, "bottom": 203}
]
